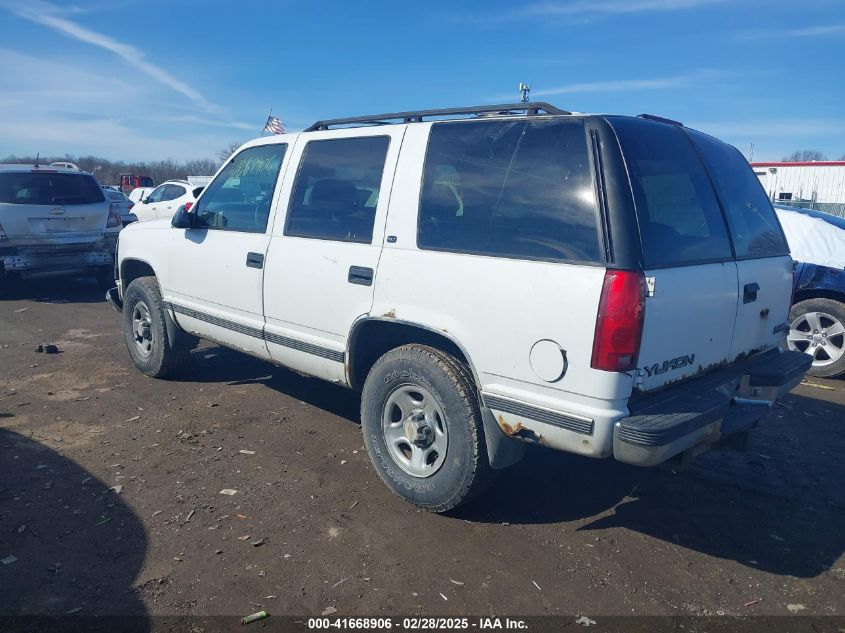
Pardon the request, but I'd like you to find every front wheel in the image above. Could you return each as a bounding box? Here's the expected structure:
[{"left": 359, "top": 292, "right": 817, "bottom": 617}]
[
  {"left": 361, "top": 344, "right": 493, "bottom": 512},
  {"left": 787, "top": 298, "right": 845, "bottom": 378},
  {"left": 122, "top": 276, "right": 187, "bottom": 378}
]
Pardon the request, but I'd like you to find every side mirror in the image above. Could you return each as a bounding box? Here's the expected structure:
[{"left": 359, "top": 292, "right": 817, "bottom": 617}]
[
  {"left": 171, "top": 205, "right": 195, "bottom": 229},
  {"left": 140, "top": 197, "right": 149, "bottom": 204}
]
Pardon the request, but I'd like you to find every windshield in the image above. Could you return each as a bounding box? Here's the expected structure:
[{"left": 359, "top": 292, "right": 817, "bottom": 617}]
[{"left": 0, "top": 172, "right": 106, "bottom": 205}]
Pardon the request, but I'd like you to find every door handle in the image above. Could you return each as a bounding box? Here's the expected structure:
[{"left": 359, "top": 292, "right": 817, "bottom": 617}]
[
  {"left": 246, "top": 252, "right": 264, "bottom": 269},
  {"left": 743, "top": 282, "right": 760, "bottom": 304},
  {"left": 348, "top": 266, "right": 374, "bottom": 286}
]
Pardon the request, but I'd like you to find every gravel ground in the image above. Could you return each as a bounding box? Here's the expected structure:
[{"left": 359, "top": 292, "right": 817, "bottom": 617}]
[{"left": 1, "top": 278, "right": 844, "bottom": 623}]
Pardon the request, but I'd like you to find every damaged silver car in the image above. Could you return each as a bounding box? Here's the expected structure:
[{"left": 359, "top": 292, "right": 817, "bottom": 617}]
[{"left": 0, "top": 163, "right": 120, "bottom": 293}]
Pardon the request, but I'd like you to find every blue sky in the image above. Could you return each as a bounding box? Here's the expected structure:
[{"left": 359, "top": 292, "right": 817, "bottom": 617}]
[{"left": 0, "top": 0, "right": 842, "bottom": 162}]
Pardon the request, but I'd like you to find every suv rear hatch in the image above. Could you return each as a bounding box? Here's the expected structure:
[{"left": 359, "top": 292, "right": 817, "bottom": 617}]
[
  {"left": 0, "top": 170, "right": 110, "bottom": 246},
  {"left": 608, "top": 117, "right": 792, "bottom": 392}
]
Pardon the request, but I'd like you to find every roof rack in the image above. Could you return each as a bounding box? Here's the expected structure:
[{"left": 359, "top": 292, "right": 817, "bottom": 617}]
[{"left": 305, "top": 102, "right": 570, "bottom": 132}]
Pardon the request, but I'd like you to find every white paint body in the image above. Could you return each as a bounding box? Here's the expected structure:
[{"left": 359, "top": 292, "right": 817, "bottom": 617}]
[
  {"left": 132, "top": 180, "right": 201, "bottom": 223},
  {"left": 116, "top": 121, "right": 795, "bottom": 461}
]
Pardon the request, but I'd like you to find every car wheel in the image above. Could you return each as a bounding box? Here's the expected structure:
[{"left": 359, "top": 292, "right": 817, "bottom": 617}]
[
  {"left": 361, "top": 344, "right": 494, "bottom": 512},
  {"left": 788, "top": 298, "right": 845, "bottom": 378},
  {"left": 122, "top": 276, "right": 186, "bottom": 378}
]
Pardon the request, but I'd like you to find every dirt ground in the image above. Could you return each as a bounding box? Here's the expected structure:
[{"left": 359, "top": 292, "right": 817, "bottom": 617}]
[{"left": 1, "top": 278, "right": 844, "bottom": 622}]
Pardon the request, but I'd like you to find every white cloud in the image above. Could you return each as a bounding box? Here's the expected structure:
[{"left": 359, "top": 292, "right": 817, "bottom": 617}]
[
  {"left": 0, "top": 0, "right": 217, "bottom": 111},
  {"left": 487, "top": 70, "right": 721, "bottom": 101},
  {"left": 453, "top": 0, "right": 727, "bottom": 23},
  {"left": 735, "top": 23, "right": 845, "bottom": 39}
]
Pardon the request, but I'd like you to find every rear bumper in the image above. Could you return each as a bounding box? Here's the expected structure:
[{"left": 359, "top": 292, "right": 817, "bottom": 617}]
[
  {"left": 613, "top": 349, "right": 812, "bottom": 466},
  {"left": 1, "top": 249, "right": 114, "bottom": 278}
]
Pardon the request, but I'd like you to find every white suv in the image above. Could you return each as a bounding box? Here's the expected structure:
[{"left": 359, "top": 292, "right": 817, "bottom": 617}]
[
  {"left": 131, "top": 180, "right": 203, "bottom": 222},
  {"left": 108, "top": 103, "right": 811, "bottom": 511},
  {"left": 1, "top": 163, "right": 121, "bottom": 291}
]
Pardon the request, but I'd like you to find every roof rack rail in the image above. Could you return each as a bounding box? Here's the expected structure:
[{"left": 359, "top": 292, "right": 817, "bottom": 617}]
[
  {"left": 637, "top": 113, "right": 684, "bottom": 126},
  {"left": 305, "top": 102, "right": 570, "bottom": 132}
]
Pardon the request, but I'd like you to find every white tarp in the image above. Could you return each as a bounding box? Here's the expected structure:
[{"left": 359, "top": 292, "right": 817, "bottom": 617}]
[{"left": 775, "top": 208, "right": 845, "bottom": 270}]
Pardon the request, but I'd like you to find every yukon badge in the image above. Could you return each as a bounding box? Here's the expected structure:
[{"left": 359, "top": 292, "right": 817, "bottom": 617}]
[{"left": 641, "top": 354, "right": 695, "bottom": 377}]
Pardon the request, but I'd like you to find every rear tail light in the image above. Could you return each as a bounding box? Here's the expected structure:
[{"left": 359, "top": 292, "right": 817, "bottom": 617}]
[
  {"left": 128, "top": 202, "right": 135, "bottom": 211},
  {"left": 591, "top": 269, "right": 645, "bottom": 372},
  {"left": 184, "top": 201, "right": 193, "bottom": 211},
  {"left": 107, "top": 204, "right": 122, "bottom": 228}
]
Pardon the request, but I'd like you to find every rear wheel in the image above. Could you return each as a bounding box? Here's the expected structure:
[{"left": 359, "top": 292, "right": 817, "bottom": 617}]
[
  {"left": 122, "top": 276, "right": 188, "bottom": 378},
  {"left": 788, "top": 298, "right": 845, "bottom": 378},
  {"left": 361, "top": 344, "right": 493, "bottom": 512}
]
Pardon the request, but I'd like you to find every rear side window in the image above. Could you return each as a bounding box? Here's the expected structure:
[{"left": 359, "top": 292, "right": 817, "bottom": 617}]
[
  {"left": 418, "top": 119, "right": 601, "bottom": 263},
  {"left": 686, "top": 129, "right": 789, "bottom": 259},
  {"left": 285, "top": 136, "right": 390, "bottom": 244},
  {"left": 611, "top": 117, "right": 733, "bottom": 268},
  {"left": 0, "top": 172, "right": 105, "bottom": 205},
  {"left": 164, "top": 184, "right": 186, "bottom": 201}
]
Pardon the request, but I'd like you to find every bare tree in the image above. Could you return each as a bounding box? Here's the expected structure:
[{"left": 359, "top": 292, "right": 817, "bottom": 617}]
[
  {"left": 185, "top": 158, "right": 219, "bottom": 176},
  {"left": 216, "top": 141, "right": 243, "bottom": 164},
  {"left": 782, "top": 150, "right": 828, "bottom": 162}
]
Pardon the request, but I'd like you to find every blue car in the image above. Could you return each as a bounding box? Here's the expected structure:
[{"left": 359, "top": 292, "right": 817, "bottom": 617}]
[{"left": 775, "top": 205, "right": 845, "bottom": 378}]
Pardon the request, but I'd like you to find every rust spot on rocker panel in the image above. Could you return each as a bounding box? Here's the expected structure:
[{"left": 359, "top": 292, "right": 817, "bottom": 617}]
[{"left": 498, "top": 415, "right": 542, "bottom": 443}]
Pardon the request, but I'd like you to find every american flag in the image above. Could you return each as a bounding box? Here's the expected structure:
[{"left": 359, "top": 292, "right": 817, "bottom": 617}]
[{"left": 263, "top": 115, "right": 285, "bottom": 135}]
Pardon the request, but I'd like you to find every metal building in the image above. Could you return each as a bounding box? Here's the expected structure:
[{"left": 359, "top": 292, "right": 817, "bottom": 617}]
[{"left": 751, "top": 161, "right": 845, "bottom": 216}]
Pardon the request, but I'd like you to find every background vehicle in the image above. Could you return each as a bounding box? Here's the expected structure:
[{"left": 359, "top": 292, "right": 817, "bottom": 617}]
[
  {"left": 110, "top": 103, "right": 810, "bottom": 511},
  {"left": 0, "top": 164, "right": 121, "bottom": 291},
  {"left": 775, "top": 204, "right": 845, "bottom": 377},
  {"left": 131, "top": 180, "right": 203, "bottom": 222},
  {"left": 120, "top": 173, "right": 154, "bottom": 195},
  {"left": 103, "top": 187, "right": 137, "bottom": 226}
]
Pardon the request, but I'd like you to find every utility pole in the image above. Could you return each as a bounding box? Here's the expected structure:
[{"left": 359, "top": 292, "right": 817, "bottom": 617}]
[{"left": 519, "top": 83, "right": 531, "bottom": 103}]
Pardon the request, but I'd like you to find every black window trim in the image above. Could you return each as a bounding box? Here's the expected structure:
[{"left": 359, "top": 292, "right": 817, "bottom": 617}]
[
  {"left": 414, "top": 117, "right": 607, "bottom": 267},
  {"left": 195, "top": 142, "right": 288, "bottom": 234},
  {"left": 282, "top": 134, "right": 392, "bottom": 245}
]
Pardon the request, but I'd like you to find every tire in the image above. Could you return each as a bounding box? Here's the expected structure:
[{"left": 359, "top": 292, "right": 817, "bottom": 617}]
[
  {"left": 361, "top": 344, "right": 494, "bottom": 512},
  {"left": 788, "top": 298, "right": 845, "bottom": 378},
  {"left": 95, "top": 266, "right": 115, "bottom": 290},
  {"left": 122, "top": 276, "right": 188, "bottom": 378}
]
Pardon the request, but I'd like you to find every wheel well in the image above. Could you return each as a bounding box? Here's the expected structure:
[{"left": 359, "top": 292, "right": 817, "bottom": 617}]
[
  {"left": 121, "top": 259, "right": 156, "bottom": 289},
  {"left": 348, "top": 320, "right": 476, "bottom": 391},
  {"left": 794, "top": 289, "right": 845, "bottom": 306}
]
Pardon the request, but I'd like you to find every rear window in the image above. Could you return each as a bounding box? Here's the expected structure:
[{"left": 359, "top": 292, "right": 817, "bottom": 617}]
[
  {"left": 417, "top": 119, "right": 602, "bottom": 264},
  {"left": 686, "top": 129, "right": 789, "bottom": 259},
  {"left": 106, "top": 190, "right": 126, "bottom": 202},
  {"left": 610, "top": 117, "right": 733, "bottom": 268},
  {"left": 0, "top": 172, "right": 105, "bottom": 206}
]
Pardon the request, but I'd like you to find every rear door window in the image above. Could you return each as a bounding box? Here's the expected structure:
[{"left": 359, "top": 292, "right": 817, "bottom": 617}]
[
  {"left": 0, "top": 172, "right": 105, "bottom": 205},
  {"left": 285, "top": 136, "right": 390, "bottom": 243},
  {"left": 164, "top": 184, "right": 186, "bottom": 201},
  {"left": 610, "top": 117, "right": 733, "bottom": 268},
  {"left": 686, "top": 129, "right": 789, "bottom": 259},
  {"left": 418, "top": 119, "right": 601, "bottom": 263}
]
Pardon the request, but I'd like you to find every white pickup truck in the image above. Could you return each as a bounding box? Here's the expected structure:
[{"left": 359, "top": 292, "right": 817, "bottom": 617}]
[{"left": 107, "top": 103, "right": 811, "bottom": 511}]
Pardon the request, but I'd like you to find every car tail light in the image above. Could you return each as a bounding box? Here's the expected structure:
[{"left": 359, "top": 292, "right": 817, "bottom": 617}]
[
  {"left": 128, "top": 202, "right": 134, "bottom": 211},
  {"left": 591, "top": 269, "right": 645, "bottom": 372},
  {"left": 107, "top": 204, "right": 122, "bottom": 228},
  {"left": 184, "top": 201, "right": 193, "bottom": 211}
]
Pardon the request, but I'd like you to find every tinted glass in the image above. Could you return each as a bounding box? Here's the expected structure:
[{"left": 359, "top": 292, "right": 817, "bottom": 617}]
[
  {"left": 418, "top": 119, "right": 601, "bottom": 263},
  {"left": 687, "top": 129, "right": 789, "bottom": 259},
  {"left": 610, "top": 117, "right": 733, "bottom": 268},
  {"left": 194, "top": 144, "right": 286, "bottom": 232},
  {"left": 147, "top": 185, "right": 166, "bottom": 203},
  {"left": 0, "top": 173, "right": 105, "bottom": 205},
  {"left": 286, "top": 136, "right": 390, "bottom": 243},
  {"left": 164, "top": 184, "right": 186, "bottom": 201},
  {"left": 107, "top": 190, "right": 127, "bottom": 202}
]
